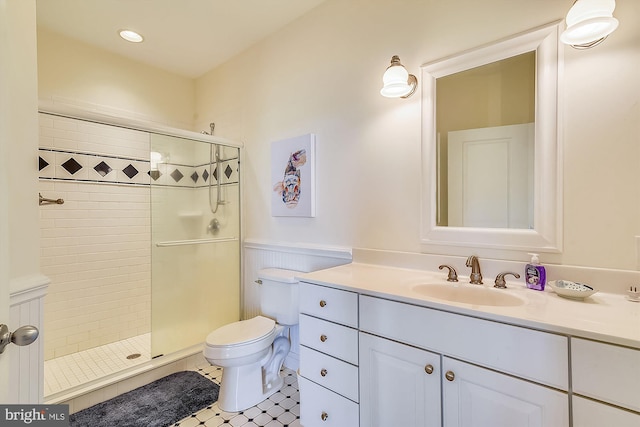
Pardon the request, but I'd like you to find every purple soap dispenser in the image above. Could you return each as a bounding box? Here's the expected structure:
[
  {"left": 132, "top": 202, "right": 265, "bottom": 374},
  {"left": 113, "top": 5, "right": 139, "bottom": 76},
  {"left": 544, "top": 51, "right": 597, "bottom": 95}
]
[{"left": 525, "top": 253, "right": 546, "bottom": 291}]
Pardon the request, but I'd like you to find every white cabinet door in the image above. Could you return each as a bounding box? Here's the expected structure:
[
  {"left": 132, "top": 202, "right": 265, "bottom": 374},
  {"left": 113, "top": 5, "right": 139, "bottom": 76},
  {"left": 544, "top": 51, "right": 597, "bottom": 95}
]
[
  {"left": 359, "top": 333, "right": 441, "bottom": 427},
  {"left": 442, "top": 357, "right": 568, "bottom": 427},
  {"left": 573, "top": 396, "right": 640, "bottom": 427}
]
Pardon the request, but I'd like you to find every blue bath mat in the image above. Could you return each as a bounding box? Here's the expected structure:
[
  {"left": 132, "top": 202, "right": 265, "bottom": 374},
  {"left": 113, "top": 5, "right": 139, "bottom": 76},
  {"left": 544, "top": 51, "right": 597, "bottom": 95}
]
[{"left": 69, "top": 371, "right": 219, "bottom": 427}]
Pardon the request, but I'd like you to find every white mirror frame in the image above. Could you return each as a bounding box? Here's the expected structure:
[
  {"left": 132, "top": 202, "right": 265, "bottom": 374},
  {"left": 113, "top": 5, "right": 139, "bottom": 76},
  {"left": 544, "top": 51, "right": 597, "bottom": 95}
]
[{"left": 420, "top": 22, "right": 563, "bottom": 254}]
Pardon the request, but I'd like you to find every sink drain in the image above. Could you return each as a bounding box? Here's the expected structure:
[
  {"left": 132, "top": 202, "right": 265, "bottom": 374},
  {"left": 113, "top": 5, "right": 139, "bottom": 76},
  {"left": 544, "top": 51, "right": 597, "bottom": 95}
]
[{"left": 126, "top": 353, "right": 141, "bottom": 360}]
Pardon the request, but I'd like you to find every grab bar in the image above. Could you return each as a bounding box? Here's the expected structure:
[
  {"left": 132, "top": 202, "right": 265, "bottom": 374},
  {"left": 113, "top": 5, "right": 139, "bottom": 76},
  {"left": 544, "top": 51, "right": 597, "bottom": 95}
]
[
  {"left": 39, "top": 193, "right": 64, "bottom": 206},
  {"left": 155, "top": 237, "right": 238, "bottom": 247}
]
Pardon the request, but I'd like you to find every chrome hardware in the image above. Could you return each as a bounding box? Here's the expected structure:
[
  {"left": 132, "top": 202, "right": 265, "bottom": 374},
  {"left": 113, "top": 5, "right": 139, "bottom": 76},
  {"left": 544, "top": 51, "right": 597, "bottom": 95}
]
[
  {"left": 320, "top": 334, "right": 328, "bottom": 342},
  {"left": 320, "top": 368, "right": 328, "bottom": 377},
  {"left": 0, "top": 324, "right": 39, "bottom": 354},
  {"left": 494, "top": 272, "right": 521, "bottom": 289},
  {"left": 155, "top": 237, "right": 238, "bottom": 247},
  {"left": 38, "top": 193, "right": 64, "bottom": 206},
  {"left": 207, "top": 218, "right": 221, "bottom": 235},
  {"left": 445, "top": 370, "right": 455, "bottom": 382},
  {"left": 424, "top": 364, "right": 434, "bottom": 375},
  {"left": 439, "top": 265, "right": 458, "bottom": 282},
  {"left": 319, "top": 300, "right": 327, "bottom": 307},
  {"left": 255, "top": 279, "right": 263, "bottom": 285},
  {"left": 466, "top": 255, "right": 483, "bottom": 284},
  {"left": 321, "top": 412, "right": 328, "bottom": 421}
]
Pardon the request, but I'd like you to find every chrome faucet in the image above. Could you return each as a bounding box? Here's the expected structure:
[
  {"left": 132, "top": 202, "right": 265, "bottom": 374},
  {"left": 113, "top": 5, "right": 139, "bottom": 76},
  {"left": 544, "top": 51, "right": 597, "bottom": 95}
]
[{"left": 466, "top": 255, "right": 483, "bottom": 284}]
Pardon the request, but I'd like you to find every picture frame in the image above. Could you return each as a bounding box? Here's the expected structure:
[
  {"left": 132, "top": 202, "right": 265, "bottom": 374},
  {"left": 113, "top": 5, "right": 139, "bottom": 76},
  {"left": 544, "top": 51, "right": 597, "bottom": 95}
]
[{"left": 271, "top": 133, "right": 316, "bottom": 217}]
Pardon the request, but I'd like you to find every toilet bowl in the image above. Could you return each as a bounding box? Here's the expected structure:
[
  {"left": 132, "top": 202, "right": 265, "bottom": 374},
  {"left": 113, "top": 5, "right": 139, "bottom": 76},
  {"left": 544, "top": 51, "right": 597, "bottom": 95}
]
[{"left": 203, "top": 268, "right": 300, "bottom": 412}]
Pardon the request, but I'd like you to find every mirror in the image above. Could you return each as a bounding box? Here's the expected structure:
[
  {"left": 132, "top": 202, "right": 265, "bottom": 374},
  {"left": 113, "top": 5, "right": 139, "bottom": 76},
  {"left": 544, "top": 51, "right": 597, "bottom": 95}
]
[
  {"left": 421, "top": 22, "right": 562, "bottom": 253},
  {"left": 437, "top": 51, "right": 535, "bottom": 228}
]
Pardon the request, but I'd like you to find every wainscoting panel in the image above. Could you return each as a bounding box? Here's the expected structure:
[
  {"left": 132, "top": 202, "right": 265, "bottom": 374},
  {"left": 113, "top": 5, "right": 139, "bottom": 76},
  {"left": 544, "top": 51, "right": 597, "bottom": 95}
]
[
  {"left": 9, "top": 275, "right": 49, "bottom": 404},
  {"left": 243, "top": 239, "right": 352, "bottom": 370}
]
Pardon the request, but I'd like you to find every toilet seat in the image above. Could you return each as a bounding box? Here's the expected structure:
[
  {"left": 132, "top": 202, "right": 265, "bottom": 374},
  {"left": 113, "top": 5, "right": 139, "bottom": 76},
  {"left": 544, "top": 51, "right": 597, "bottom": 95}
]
[{"left": 204, "top": 316, "right": 277, "bottom": 360}]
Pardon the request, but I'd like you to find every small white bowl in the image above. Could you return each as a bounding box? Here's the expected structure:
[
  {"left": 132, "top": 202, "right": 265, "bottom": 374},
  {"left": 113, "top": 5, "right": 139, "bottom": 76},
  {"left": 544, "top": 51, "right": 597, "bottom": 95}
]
[{"left": 548, "top": 280, "right": 598, "bottom": 300}]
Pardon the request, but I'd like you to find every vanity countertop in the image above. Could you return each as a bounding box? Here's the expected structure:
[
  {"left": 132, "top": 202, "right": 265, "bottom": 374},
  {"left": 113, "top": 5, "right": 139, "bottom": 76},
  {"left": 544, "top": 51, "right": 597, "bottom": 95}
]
[{"left": 298, "top": 263, "right": 640, "bottom": 349}]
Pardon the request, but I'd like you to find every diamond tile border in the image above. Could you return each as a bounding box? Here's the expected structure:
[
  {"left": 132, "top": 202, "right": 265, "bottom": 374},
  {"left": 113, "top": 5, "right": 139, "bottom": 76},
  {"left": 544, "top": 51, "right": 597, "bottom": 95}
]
[
  {"left": 39, "top": 148, "right": 150, "bottom": 186},
  {"left": 39, "top": 148, "right": 239, "bottom": 188}
]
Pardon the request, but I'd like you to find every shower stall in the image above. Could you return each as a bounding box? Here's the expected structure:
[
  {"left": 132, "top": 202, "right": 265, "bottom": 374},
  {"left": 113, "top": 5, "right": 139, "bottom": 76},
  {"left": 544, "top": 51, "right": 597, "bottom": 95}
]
[{"left": 38, "top": 112, "right": 241, "bottom": 401}]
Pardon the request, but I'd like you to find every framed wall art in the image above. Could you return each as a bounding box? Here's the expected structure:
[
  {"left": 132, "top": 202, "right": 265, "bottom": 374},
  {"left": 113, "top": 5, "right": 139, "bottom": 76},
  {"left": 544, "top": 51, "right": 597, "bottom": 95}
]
[{"left": 271, "top": 133, "right": 316, "bottom": 217}]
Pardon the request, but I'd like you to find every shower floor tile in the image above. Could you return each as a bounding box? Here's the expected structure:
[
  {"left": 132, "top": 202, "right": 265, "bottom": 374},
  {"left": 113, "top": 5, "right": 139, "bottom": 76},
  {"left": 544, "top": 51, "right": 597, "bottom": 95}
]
[
  {"left": 44, "top": 333, "right": 151, "bottom": 397},
  {"left": 175, "top": 366, "right": 301, "bottom": 427}
]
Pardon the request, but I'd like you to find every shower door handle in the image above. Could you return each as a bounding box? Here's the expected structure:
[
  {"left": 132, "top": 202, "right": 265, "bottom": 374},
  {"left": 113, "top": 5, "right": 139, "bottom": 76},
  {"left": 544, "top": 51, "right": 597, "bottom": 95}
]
[{"left": 0, "top": 324, "right": 39, "bottom": 354}]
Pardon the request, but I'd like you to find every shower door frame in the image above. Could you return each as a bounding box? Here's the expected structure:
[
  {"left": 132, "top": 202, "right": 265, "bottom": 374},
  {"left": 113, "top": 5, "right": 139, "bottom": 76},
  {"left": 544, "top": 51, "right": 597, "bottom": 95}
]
[{"left": 38, "top": 103, "right": 244, "bottom": 396}]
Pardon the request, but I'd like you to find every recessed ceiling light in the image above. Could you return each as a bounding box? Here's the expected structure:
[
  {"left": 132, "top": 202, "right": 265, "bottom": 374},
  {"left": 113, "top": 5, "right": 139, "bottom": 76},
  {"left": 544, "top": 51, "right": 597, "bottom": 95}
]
[{"left": 119, "top": 29, "right": 144, "bottom": 43}]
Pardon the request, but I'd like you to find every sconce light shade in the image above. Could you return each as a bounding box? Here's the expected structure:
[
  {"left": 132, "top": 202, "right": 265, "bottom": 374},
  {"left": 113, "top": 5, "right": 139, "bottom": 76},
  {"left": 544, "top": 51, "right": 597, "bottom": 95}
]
[
  {"left": 561, "top": 0, "right": 619, "bottom": 49},
  {"left": 381, "top": 55, "right": 417, "bottom": 98}
]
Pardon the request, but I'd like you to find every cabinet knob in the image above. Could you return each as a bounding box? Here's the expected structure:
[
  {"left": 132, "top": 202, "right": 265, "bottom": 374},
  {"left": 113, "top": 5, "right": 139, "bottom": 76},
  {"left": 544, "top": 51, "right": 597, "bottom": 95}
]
[
  {"left": 319, "top": 300, "right": 327, "bottom": 307},
  {"left": 321, "top": 411, "right": 328, "bottom": 421},
  {"left": 320, "top": 368, "right": 328, "bottom": 377},
  {"left": 320, "top": 334, "right": 328, "bottom": 342},
  {"left": 424, "top": 364, "right": 434, "bottom": 375},
  {"left": 445, "top": 370, "right": 455, "bottom": 382}
]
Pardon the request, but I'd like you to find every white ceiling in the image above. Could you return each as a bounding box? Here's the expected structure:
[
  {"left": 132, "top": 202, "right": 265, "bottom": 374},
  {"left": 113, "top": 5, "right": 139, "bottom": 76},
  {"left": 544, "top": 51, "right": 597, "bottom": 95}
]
[{"left": 36, "top": 0, "right": 326, "bottom": 79}]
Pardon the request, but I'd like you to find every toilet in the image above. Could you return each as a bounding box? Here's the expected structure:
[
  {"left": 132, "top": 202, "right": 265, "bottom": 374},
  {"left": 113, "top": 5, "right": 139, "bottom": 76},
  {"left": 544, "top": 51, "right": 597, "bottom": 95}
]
[{"left": 203, "top": 268, "right": 301, "bottom": 412}]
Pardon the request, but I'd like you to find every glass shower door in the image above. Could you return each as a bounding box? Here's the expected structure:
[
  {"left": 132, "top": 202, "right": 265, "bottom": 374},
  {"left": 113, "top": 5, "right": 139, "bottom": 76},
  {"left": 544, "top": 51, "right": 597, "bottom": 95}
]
[{"left": 150, "top": 134, "right": 240, "bottom": 357}]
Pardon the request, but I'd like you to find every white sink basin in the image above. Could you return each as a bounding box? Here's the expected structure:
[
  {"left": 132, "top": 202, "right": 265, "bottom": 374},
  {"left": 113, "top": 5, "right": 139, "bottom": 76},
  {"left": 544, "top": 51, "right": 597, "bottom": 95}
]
[{"left": 412, "top": 283, "right": 525, "bottom": 307}]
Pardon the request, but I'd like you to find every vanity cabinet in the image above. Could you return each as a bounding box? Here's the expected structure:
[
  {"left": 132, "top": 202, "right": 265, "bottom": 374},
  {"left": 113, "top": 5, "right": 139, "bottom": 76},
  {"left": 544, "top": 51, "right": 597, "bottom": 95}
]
[
  {"left": 298, "top": 277, "right": 639, "bottom": 427},
  {"left": 359, "top": 295, "right": 569, "bottom": 427},
  {"left": 298, "top": 282, "right": 359, "bottom": 427},
  {"left": 442, "top": 357, "right": 568, "bottom": 426},
  {"left": 570, "top": 338, "right": 640, "bottom": 426},
  {"left": 359, "top": 332, "right": 441, "bottom": 426}
]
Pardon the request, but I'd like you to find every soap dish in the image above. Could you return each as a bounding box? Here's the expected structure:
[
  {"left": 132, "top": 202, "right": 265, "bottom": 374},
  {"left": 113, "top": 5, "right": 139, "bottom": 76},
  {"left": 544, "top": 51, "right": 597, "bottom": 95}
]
[{"left": 548, "top": 280, "right": 598, "bottom": 300}]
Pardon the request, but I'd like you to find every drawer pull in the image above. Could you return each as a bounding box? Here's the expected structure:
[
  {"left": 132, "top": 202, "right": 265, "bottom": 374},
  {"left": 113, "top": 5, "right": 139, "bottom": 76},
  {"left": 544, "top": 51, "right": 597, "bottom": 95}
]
[
  {"left": 319, "top": 300, "right": 327, "bottom": 307},
  {"left": 424, "top": 364, "right": 434, "bottom": 375},
  {"left": 321, "top": 411, "right": 328, "bottom": 421},
  {"left": 445, "top": 370, "right": 455, "bottom": 382},
  {"left": 320, "top": 368, "right": 328, "bottom": 377},
  {"left": 320, "top": 334, "right": 328, "bottom": 342}
]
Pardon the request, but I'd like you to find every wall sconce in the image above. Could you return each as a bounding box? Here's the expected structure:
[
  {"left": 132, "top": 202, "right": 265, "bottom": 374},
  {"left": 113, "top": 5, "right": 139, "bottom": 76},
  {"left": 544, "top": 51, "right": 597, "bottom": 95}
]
[
  {"left": 380, "top": 55, "right": 417, "bottom": 98},
  {"left": 560, "top": 0, "right": 619, "bottom": 49}
]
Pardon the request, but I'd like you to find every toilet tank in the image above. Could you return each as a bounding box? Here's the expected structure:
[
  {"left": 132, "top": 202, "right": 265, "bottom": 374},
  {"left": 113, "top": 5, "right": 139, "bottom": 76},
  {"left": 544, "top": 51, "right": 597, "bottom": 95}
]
[{"left": 258, "top": 268, "right": 301, "bottom": 326}]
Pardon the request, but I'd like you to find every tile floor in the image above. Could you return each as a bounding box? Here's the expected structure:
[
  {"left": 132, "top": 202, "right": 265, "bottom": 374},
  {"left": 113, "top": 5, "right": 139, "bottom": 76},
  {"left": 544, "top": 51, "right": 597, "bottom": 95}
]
[
  {"left": 46, "top": 335, "right": 301, "bottom": 426},
  {"left": 174, "top": 365, "right": 301, "bottom": 427},
  {"left": 44, "top": 333, "right": 151, "bottom": 397}
]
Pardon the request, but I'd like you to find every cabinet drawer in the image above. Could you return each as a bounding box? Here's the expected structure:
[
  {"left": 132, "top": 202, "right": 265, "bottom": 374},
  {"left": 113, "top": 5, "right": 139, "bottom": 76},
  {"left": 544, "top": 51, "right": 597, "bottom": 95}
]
[
  {"left": 573, "top": 396, "right": 640, "bottom": 427},
  {"left": 300, "top": 314, "right": 358, "bottom": 364},
  {"left": 360, "top": 295, "right": 569, "bottom": 390},
  {"left": 571, "top": 338, "right": 640, "bottom": 412},
  {"left": 300, "top": 282, "right": 358, "bottom": 327},
  {"left": 300, "top": 346, "right": 359, "bottom": 402},
  {"left": 298, "top": 375, "right": 359, "bottom": 427}
]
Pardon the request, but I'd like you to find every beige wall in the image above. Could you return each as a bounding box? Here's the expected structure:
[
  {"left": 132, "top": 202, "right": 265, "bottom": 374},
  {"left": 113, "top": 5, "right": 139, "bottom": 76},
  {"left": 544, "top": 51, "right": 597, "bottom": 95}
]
[
  {"left": 195, "top": 0, "right": 640, "bottom": 270},
  {"left": 37, "top": 27, "right": 196, "bottom": 129},
  {"left": 34, "top": 0, "right": 640, "bottom": 271},
  {"left": 2, "top": 0, "right": 40, "bottom": 282},
  {"left": 0, "top": 0, "right": 40, "bottom": 402}
]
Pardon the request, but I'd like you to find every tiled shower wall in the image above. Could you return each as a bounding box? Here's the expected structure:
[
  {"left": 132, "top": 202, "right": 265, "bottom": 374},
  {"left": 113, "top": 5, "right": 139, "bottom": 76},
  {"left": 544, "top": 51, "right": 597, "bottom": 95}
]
[{"left": 38, "top": 113, "right": 152, "bottom": 360}]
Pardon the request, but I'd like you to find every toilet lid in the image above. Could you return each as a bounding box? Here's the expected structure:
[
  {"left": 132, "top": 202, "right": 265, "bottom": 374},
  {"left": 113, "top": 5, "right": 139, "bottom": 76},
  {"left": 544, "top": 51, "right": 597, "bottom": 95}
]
[{"left": 205, "top": 316, "right": 276, "bottom": 347}]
